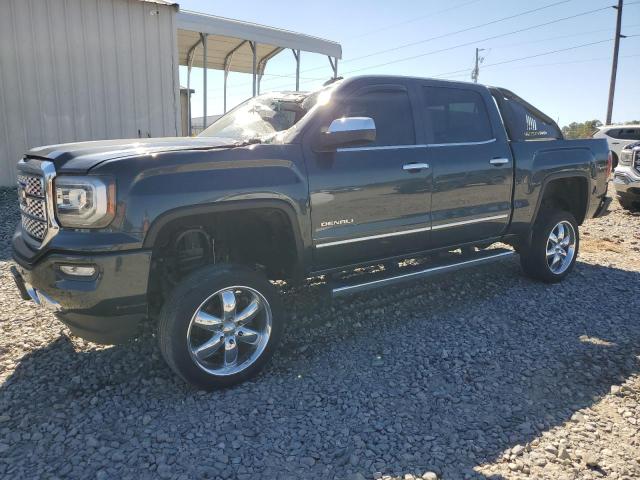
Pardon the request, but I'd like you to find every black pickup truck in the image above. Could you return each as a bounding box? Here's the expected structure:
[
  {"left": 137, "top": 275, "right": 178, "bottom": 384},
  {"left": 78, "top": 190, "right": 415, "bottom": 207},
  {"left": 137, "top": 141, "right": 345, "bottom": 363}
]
[{"left": 11, "top": 76, "right": 611, "bottom": 388}]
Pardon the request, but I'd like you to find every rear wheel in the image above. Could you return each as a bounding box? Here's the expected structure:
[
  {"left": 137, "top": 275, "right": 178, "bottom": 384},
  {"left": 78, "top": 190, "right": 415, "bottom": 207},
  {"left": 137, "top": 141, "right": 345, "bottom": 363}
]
[
  {"left": 520, "top": 210, "right": 579, "bottom": 283},
  {"left": 158, "top": 265, "right": 283, "bottom": 389}
]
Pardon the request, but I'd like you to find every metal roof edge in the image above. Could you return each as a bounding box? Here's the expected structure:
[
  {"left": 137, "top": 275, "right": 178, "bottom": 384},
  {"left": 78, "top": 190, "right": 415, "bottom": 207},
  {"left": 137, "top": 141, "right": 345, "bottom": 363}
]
[{"left": 176, "top": 10, "right": 342, "bottom": 59}]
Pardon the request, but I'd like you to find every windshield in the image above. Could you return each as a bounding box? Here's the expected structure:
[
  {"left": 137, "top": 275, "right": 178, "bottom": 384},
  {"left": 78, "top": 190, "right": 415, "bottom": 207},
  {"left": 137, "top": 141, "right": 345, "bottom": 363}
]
[
  {"left": 198, "top": 83, "right": 339, "bottom": 142},
  {"left": 198, "top": 92, "right": 310, "bottom": 142}
]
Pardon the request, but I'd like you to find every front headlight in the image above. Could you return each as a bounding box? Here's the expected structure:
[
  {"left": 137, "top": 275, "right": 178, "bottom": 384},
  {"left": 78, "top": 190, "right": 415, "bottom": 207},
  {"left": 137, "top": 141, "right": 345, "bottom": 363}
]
[
  {"left": 55, "top": 176, "right": 115, "bottom": 228},
  {"left": 619, "top": 150, "right": 633, "bottom": 167}
]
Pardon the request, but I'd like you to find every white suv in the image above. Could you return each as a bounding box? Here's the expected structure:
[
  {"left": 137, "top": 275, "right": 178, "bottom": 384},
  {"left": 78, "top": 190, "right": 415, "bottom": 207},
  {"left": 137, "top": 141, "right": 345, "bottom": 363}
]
[{"left": 592, "top": 125, "right": 640, "bottom": 168}]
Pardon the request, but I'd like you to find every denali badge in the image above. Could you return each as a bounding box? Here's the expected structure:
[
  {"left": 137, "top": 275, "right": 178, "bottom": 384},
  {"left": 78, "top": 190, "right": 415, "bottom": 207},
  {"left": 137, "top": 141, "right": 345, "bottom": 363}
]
[{"left": 320, "top": 219, "right": 354, "bottom": 227}]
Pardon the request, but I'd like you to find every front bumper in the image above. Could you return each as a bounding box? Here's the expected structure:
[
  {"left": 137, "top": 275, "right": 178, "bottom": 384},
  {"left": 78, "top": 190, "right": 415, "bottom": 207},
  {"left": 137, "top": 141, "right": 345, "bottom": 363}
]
[{"left": 11, "top": 239, "right": 152, "bottom": 344}]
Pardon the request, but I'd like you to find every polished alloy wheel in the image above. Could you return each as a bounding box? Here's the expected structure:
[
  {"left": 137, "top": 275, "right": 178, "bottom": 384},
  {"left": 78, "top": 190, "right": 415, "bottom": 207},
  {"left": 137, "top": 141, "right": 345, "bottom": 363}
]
[
  {"left": 187, "top": 286, "right": 272, "bottom": 376},
  {"left": 545, "top": 220, "right": 576, "bottom": 274}
]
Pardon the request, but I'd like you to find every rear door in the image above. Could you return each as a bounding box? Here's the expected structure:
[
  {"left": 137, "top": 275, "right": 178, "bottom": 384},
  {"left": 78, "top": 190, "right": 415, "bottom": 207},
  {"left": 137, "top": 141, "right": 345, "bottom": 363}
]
[
  {"left": 420, "top": 84, "right": 513, "bottom": 249},
  {"left": 305, "top": 83, "right": 433, "bottom": 269}
]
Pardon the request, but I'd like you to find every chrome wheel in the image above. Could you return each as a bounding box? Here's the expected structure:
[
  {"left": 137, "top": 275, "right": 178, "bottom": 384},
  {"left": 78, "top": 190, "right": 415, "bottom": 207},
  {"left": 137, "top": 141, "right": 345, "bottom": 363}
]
[
  {"left": 187, "top": 286, "right": 272, "bottom": 376},
  {"left": 545, "top": 220, "right": 576, "bottom": 274}
]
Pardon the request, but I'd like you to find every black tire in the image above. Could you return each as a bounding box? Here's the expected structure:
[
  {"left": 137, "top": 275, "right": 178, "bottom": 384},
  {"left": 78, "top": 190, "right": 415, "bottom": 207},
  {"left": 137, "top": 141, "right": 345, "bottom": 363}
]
[
  {"left": 520, "top": 209, "right": 579, "bottom": 283},
  {"left": 158, "top": 264, "right": 284, "bottom": 390},
  {"left": 617, "top": 194, "right": 640, "bottom": 212}
]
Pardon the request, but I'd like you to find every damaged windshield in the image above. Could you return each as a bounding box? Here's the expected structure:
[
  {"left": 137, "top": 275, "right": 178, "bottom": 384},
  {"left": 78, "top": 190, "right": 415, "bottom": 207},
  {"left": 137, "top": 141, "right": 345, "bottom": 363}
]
[
  {"left": 198, "top": 83, "right": 338, "bottom": 143},
  {"left": 199, "top": 92, "right": 308, "bottom": 142}
]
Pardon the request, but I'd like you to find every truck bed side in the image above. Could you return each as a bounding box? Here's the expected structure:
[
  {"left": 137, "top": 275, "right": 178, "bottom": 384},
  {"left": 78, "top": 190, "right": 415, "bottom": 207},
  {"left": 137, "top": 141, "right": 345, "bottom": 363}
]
[{"left": 508, "top": 138, "right": 609, "bottom": 238}]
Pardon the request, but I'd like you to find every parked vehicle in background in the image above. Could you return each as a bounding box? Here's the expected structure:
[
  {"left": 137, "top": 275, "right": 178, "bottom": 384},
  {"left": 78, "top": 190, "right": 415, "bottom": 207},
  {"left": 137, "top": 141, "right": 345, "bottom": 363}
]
[
  {"left": 593, "top": 124, "right": 640, "bottom": 170},
  {"left": 11, "top": 76, "right": 612, "bottom": 389},
  {"left": 613, "top": 141, "right": 640, "bottom": 211}
]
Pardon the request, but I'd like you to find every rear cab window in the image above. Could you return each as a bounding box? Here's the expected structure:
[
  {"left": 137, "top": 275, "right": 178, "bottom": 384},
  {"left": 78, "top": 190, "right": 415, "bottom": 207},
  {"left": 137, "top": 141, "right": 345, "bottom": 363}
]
[
  {"left": 491, "top": 88, "right": 562, "bottom": 141},
  {"left": 422, "top": 86, "right": 494, "bottom": 144}
]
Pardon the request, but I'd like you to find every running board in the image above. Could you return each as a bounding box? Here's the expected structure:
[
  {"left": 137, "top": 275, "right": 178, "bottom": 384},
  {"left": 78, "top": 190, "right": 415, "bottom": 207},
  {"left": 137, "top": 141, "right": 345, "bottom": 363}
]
[{"left": 331, "top": 248, "right": 516, "bottom": 297}]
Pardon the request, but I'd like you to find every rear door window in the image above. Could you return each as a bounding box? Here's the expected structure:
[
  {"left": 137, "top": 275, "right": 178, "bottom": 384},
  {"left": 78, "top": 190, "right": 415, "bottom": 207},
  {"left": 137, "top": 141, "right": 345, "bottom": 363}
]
[
  {"left": 422, "top": 87, "right": 493, "bottom": 144},
  {"left": 616, "top": 128, "right": 640, "bottom": 140},
  {"left": 339, "top": 88, "right": 415, "bottom": 147}
]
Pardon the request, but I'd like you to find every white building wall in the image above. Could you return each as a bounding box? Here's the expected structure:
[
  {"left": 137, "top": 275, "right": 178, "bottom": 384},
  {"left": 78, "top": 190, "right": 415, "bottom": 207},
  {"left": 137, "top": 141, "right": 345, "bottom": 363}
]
[{"left": 0, "top": 0, "right": 180, "bottom": 187}]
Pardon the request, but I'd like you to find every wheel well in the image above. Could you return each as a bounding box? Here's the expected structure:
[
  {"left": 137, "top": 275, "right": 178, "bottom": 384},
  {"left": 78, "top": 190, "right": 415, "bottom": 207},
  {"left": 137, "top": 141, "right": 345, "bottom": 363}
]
[
  {"left": 538, "top": 177, "right": 588, "bottom": 225},
  {"left": 147, "top": 208, "right": 299, "bottom": 312}
]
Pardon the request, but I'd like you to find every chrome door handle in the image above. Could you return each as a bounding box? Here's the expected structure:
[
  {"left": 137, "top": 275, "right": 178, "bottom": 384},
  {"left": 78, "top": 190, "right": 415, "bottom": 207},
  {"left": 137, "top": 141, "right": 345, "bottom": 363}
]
[
  {"left": 489, "top": 158, "right": 510, "bottom": 165},
  {"left": 403, "top": 162, "right": 430, "bottom": 171}
]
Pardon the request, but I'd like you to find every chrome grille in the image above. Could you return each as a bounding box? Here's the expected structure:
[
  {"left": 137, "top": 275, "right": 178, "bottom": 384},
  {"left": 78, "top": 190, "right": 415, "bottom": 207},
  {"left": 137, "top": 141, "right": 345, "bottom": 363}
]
[
  {"left": 20, "top": 196, "right": 47, "bottom": 221},
  {"left": 16, "top": 162, "right": 56, "bottom": 246},
  {"left": 17, "top": 174, "right": 44, "bottom": 197},
  {"left": 635, "top": 149, "right": 640, "bottom": 174},
  {"left": 21, "top": 215, "right": 47, "bottom": 240}
]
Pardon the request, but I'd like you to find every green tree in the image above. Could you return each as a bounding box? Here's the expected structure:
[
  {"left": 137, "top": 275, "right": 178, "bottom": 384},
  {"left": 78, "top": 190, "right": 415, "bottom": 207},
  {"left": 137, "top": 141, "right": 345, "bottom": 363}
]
[{"left": 562, "top": 120, "right": 602, "bottom": 139}]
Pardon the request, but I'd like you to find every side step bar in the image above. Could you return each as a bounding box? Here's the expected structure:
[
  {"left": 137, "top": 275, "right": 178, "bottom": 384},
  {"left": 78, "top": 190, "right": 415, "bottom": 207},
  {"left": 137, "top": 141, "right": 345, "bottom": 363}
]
[{"left": 331, "top": 248, "right": 516, "bottom": 297}]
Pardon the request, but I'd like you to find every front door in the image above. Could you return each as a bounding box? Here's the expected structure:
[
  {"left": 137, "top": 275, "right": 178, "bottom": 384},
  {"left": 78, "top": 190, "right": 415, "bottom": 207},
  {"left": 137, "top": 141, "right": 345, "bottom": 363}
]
[
  {"left": 305, "top": 84, "right": 432, "bottom": 269},
  {"left": 420, "top": 84, "right": 514, "bottom": 249}
]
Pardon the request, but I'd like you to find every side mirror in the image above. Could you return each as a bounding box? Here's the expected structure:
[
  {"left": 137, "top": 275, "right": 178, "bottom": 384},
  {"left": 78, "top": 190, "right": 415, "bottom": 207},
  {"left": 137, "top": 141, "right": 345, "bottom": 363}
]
[{"left": 315, "top": 117, "right": 376, "bottom": 151}]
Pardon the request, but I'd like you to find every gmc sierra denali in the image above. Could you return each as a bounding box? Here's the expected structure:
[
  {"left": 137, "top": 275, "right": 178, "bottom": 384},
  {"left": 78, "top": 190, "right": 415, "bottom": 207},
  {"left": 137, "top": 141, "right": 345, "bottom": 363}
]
[{"left": 11, "top": 76, "right": 612, "bottom": 389}]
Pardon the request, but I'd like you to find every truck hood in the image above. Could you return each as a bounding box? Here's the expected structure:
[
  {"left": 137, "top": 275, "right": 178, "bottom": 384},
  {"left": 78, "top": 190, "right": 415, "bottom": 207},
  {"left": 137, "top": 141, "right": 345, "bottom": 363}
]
[{"left": 26, "top": 137, "right": 237, "bottom": 173}]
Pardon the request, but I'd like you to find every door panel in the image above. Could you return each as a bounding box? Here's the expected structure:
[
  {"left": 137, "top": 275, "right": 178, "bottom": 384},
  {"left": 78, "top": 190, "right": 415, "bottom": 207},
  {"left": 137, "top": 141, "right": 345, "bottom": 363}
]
[
  {"left": 305, "top": 84, "right": 432, "bottom": 269},
  {"left": 420, "top": 85, "right": 513, "bottom": 249},
  {"left": 428, "top": 141, "right": 513, "bottom": 247},
  {"left": 308, "top": 146, "right": 431, "bottom": 268}
]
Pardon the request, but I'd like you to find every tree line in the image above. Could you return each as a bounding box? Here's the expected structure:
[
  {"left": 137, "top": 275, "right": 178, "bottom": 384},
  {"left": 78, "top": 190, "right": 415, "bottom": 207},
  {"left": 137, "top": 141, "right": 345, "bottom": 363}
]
[{"left": 562, "top": 120, "right": 640, "bottom": 139}]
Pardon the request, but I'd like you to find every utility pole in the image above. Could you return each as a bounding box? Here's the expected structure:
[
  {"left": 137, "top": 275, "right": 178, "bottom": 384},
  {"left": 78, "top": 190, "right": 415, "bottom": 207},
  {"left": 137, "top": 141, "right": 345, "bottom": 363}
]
[
  {"left": 606, "top": 0, "right": 624, "bottom": 125},
  {"left": 471, "top": 48, "right": 485, "bottom": 83}
]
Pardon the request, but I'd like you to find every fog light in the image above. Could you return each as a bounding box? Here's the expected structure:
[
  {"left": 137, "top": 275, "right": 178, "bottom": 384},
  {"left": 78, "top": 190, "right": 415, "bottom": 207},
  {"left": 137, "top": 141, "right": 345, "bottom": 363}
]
[{"left": 59, "top": 264, "right": 96, "bottom": 277}]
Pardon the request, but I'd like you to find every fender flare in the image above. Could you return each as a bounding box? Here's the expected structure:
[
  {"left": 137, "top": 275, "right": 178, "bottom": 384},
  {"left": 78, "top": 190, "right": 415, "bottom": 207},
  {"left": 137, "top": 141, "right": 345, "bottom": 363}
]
[
  {"left": 142, "top": 199, "right": 307, "bottom": 279},
  {"left": 530, "top": 171, "right": 591, "bottom": 227}
]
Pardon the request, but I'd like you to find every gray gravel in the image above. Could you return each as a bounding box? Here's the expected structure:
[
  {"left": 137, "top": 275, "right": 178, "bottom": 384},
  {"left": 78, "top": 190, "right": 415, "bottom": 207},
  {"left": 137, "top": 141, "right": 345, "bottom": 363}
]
[{"left": 1, "top": 186, "right": 639, "bottom": 480}]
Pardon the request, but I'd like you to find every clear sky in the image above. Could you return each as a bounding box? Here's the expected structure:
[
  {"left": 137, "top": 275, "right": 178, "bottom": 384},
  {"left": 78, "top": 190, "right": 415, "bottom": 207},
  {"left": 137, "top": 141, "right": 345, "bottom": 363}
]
[{"left": 178, "top": 0, "right": 640, "bottom": 126}]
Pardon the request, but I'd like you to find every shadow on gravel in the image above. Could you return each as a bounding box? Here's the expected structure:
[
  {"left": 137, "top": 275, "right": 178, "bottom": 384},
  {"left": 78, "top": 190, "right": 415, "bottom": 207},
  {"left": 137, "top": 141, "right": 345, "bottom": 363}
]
[
  {"left": 0, "top": 188, "right": 19, "bottom": 261},
  {"left": 1, "top": 260, "right": 639, "bottom": 479}
]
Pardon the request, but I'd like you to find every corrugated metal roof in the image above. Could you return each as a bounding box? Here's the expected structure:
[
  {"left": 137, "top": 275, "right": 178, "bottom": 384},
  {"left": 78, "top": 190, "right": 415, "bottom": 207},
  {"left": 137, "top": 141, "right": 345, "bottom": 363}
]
[{"left": 177, "top": 10, "right": 341, "bottom": 74}]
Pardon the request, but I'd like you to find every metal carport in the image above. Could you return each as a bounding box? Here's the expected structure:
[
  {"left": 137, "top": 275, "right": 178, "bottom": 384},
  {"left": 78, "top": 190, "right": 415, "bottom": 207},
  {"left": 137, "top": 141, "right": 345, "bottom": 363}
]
[{"left": 176, "top": 10, "right": 342, "bottom": 134}]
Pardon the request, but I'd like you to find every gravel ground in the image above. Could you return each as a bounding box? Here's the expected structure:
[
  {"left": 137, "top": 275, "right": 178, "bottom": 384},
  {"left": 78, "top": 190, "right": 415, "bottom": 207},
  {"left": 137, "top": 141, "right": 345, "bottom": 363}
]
[{"left": 0, "top": 186, "right": 639, "bottom": 480}]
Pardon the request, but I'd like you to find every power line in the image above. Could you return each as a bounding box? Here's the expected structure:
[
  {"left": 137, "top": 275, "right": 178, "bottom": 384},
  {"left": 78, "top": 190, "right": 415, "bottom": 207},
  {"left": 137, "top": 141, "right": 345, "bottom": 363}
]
[
  {"left": 345, "top": 0, "right": 483, "bottom": 40},
  {"left": 253, "top": 2, "right": 617, "bottom": 93},
  {"left": 340, "top": 4, "right": 617, "bottom": 75},
  {"left": 298, "top": 0, "right": 575, "bottom": 75},
  {"left": 488, "top": 23, "right": 640, "bottom": 49},
  {"left": 337, "top": 0, "right": 573, "bottom": 66},
  {"left": 206, "top": 1, "right": 618, "bottom": 95},
  {"left": 429, "top": 35, "right": 639, "bottom": 79},
  {"left": 265, "top": 32, "right": 640, "bottom": 93},
  {"left": 200, "top": 1, "right": 640, "bottom": 101}
]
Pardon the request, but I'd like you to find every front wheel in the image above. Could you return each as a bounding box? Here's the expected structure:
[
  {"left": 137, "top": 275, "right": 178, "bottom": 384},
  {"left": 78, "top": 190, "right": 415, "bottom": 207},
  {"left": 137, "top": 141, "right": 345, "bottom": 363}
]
[
  {"left": 158, "top": 265, "right": 284, "bottom": 389},
  {"left": 520, "top": 210, "right": 579, "bottom": 283}
]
